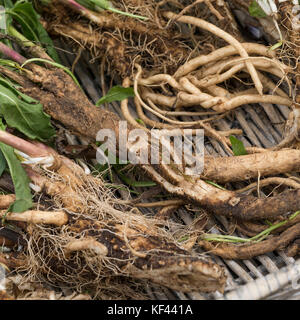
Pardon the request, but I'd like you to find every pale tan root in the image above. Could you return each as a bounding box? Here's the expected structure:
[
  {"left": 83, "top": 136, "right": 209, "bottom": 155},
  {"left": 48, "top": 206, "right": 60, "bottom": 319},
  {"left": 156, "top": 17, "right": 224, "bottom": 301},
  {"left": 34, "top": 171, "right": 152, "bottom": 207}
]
[
  {"left": 213, "top": 95, "right": 292, "bottom": 112},
  {"left": 174, "top": 43, "right": 276, "bottom": 78},
  {"left": 163, "top": 12, "right": 263, "bottom": 94},
  {"left": 0, "top": 210, "right": 68, "bottom": 226},
  {"left": 25, "top": 168, "right": 85, "bottom": 212},
  {"left": 65, "top": 238, "right": 108, "bottom": 257},
  {"left": 0, "top": 194, "right": 16, "bottom": 208},
  {"left": 235, "top": 177, "right": 300, "bottom": 194},
  {"left": 133, "top": 94, "right": 233, "bottom": 153},
  {"left": 141, "top": 90, "right": 292, "bottom": 110},
  {"left": 200, "top": 56, "right": 289, "bottom": 78},
  {"left": 202, "top": 149, "right": 300, "bottom": 183},
  {"left": 194, "top": 60, "right": 288, "bottom": 88}
]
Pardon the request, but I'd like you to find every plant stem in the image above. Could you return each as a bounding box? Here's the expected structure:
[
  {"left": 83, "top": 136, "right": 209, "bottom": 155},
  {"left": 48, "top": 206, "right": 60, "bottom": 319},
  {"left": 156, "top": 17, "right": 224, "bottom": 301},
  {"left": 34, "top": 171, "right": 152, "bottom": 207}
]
[
  {"left": 202, "top": 211, "right": 300, "bottom": 243},
  {"left": 60, "top": 0, "right": 148, "bottom": 20},
  {"left": 0, "top": 130, "right": 49, "bottom": 157},
  {"left": 106, "top": 7, "right": 148, "bottom": 20},
  {"left": 21, "top": 58, "right": 80, "bottom": 87},
  {"left": 7, "top": 25, "right": 35, "bottom": 47},
  {"left": 0, "top": 42, "right": 26, "bottom": 65}
]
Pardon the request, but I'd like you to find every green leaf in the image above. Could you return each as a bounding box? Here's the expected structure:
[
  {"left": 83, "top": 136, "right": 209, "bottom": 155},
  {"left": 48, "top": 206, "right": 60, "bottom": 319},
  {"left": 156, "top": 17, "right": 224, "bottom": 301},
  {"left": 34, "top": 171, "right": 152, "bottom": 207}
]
[
  {"left": 77, "top": 0, "right": 147, "bottom": 20},
  {"left": 0, "top": 0, "right": 13, "bottom": 48},
  {"left": 116, "top": 169, "right": 156, "bottom": 188},
  {"left": 248, "top": 1, "right": 267, "bottom": 18},
  {"left": 0, "top": 76, "right": 56, "bottom": 141},
  {"left": 135, "top": 118, "right": 146, "bottom": 126},
  {"left": 96, "top": 86, "right": 135, "bottom": 105},
  {"left": 0, "top": 125, "right": 32, "bottom": 213},
  {"left": 269, "top": 41, "right": 283, "bottom": 51},
  {"left": 77, "top": 0, "right": 109, "bottom": 10},
  {"left": 205, "top": 180, "right": 227, "bottom": 190},
  {"left": 0, "top": 58, "right": 21, "bottom": 69},
  {"left": 1, "top": 0, "right": 13, "bottom": 8},
  {"left": 229, "top": 135, "right": 247, "bottom": 156},
  {"left": 7, "top": 0, "right": 60, "bottom": 62},
  {"left": 34, "top": 22, "right": 61, "bottom": 63},
  {"left": 0, "top": 149, "right": 7, "bottom": 177}
]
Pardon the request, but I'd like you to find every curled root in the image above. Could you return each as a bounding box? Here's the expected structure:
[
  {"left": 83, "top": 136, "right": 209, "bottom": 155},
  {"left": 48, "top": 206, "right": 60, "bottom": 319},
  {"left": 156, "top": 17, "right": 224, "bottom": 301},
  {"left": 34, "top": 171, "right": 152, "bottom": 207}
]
[
  {"left": 163, "top": 11, "right": 263, "bottom": 95},
  {"left": 174, "top": 43, "right": 276, "bottom": 78},
  {"left": 126, "top": 39, "right": 292, "bottom": 150}
]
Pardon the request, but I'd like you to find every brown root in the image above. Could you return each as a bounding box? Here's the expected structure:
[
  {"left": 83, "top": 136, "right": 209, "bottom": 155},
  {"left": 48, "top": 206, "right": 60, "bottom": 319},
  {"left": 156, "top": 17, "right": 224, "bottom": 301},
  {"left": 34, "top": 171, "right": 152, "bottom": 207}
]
[
  {"left": 18, "top": 177, "right": 226, "bottom": 294},
  {"left": 143, "top": 164, "right": 300, "bottom": 221},
  {"left": 7, "top": 140, "right": 226, "bottom": 294},
  {"left": 198, "top": 223, "right": 300, "bottom": 259},
  {"left": 42, "top": 0, "right": 190, "bottom": 75},
  {"left": 202, "top": 149, "right": 300, "bottom": 183}
]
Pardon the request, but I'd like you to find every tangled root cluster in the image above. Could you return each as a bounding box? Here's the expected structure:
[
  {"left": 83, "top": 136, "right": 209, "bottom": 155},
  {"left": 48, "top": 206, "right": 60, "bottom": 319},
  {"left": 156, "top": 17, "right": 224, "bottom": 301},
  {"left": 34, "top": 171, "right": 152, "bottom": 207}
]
[
  {"left": 39, "top": 0, "right": 246, "bottom": 77},
  {"left": 5, "top": 159, "right": 225, "bottom": 299}
]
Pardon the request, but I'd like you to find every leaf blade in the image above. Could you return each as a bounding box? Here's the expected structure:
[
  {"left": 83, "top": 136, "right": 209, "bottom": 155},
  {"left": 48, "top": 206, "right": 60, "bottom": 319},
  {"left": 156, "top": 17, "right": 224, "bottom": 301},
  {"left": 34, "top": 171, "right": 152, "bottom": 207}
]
[
  {"left": 248, "top": 1, "right": 267, "bottom": 18},
  {"left": 0, "top": 136, "right": 32, "bottom": 213},
  {"left": 96, "top": 86, "right": 135, "bottom": 105},
  {"left": 229, "top": 135, "right": 247, "bottom": 156},
  {"left": 0, "top": 78, "right": 56, "bottom": 141}
]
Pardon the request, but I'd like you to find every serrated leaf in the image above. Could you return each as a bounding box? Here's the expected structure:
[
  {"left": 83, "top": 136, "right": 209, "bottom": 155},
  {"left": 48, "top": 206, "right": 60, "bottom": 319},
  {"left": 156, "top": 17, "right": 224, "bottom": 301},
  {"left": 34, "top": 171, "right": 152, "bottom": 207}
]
[
  {"left": 0, "top": 125, "right": 32, "bottom": 213},
  {"left": 249, "top": 1, "right": 267, "bottom": 18},
  {"left": 96, "top": 86, "right": 135, "bottom": 105},
  {"left": 229, "top": 135, "right": 247, "bottom": 156},
  {"left": 0, "top": 77, "right": 56, "bottom": 141}
]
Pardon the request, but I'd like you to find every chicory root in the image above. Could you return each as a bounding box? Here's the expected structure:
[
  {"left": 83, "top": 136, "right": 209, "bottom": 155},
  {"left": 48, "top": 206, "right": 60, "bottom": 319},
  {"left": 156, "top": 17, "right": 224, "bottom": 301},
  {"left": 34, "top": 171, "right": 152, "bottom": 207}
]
[
  {"left": 0, "top": 210, "right": 68, "bottom": 226},
  {"left": 65, "top": 238, "right": 108, "bottom": 257},
  {"left": 47, "top": 217, "right": 226, "bottom": 292},
  {"left": 174, "top": 42, "right": 276, "bottom": 78},
  {"left": 143, "top": 163, "right": 300, "bottom": 221},
  {"left": 1, "top": 33, "right": 298, "bottom": 225},
  {"left": 198, "top": 223, "right": 300, "bottom": 259},
  {"left": 202, "top": 149, "right": 300, "bottom": 183},
  {"left": 213, "top": 95, "right": 292, "bottom": 112},
  {"left": 163, "top": 12, "right": 263, "bottom": 95},
  {"left": 19, "top": 169, "right": 227, "bottom": 293},
  {"left": 234, "top": 177, "right": 300, "bottom": 194},
  {"left": 0, "top": 194, "right": 16, "bottom": 209}
]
